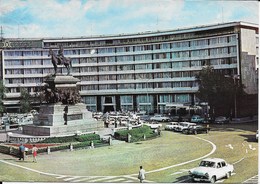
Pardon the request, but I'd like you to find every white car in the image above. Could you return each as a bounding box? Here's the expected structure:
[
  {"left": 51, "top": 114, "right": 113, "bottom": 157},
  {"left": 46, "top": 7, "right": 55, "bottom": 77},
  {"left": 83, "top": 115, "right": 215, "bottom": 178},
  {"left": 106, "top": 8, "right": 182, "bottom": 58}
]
[
  {"left": 165, "top": 122, "right": 179, "bottom": 131},
  {"left": 150, "top": 115, "right": 170, "bottom": 122},
  {"left": 189, "top": 158, "right": 234, "bottom": 183},
  {"left": 144, "top": 122, "right": 162, "bottom": 129},
  {"left": 174, "top": 122, "right": 196, "bottom": 132}
]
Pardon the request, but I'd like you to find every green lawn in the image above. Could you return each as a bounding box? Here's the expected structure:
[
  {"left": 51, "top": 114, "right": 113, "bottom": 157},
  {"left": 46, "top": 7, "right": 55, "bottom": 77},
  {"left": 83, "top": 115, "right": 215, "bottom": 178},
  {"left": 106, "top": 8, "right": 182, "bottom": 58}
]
[{"left": 0, "top": 122, "right": 258, "bottom": 183}]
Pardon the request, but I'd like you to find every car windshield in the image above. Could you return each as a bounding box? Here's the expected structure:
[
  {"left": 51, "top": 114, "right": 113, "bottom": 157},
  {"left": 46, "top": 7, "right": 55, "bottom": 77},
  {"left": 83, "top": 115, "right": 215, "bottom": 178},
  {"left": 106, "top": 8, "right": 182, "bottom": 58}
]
[{"left": 199, "top": 161, "right": 216, "bottom": 168}]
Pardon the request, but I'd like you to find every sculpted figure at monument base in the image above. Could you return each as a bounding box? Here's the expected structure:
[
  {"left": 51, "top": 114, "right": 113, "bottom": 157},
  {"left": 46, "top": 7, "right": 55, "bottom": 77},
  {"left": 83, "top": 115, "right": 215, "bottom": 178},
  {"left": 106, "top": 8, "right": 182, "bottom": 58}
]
[{"left": 22, "top": 74, "right": 104, "bottom": 136}]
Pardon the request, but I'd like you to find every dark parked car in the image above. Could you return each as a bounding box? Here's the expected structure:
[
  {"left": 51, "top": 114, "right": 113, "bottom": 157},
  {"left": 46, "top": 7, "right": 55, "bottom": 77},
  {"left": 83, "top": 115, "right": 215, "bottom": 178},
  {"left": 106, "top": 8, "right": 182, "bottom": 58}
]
[
  {"left": 182, "top": 125, "right": 210, "bottom": 134},
  {"left": 202, "top": 116, "right": 215, "bottom": 124},
  {"left": 215, "top": 116, "right": 229, "bottom": 124}
]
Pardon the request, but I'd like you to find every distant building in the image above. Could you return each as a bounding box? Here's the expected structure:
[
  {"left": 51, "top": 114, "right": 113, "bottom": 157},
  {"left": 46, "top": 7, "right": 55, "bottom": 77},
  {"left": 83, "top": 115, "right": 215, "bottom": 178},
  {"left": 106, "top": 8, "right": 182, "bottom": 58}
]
[{"left": 0, "top": 21, "right": 258, "bottom": 114}]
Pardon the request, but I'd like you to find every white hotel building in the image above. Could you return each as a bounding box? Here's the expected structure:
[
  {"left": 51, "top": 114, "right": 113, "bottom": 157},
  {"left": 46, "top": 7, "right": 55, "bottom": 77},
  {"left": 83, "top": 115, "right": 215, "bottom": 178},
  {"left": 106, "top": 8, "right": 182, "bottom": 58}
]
[{"left": 0, "top": 21, "right": 258, "bottom": 114}]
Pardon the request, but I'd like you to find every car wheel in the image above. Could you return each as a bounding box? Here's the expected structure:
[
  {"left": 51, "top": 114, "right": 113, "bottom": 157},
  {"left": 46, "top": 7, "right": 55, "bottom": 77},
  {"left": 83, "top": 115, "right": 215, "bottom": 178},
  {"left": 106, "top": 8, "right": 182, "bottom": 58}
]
[
  {"left": 182, "top": 130, "right": 187, "bottom": 134},
  {"left": 194, "top": 130, "right": 197, "bottom": 135},
  {"left": 162, "top": 119, "right": 165, "bottom": 122},
  {"left": 226, "top": 171, "right": 231, "bottom": 179},
  {"left": 210, "top": 176, "right": 216, "bottom": 183}
]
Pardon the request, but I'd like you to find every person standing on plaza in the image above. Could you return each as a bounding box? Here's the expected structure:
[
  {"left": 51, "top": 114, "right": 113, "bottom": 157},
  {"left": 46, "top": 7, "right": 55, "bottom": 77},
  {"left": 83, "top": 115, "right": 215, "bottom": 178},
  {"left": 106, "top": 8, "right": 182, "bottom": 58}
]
[
  {"left": 18, "top": 143, "right": 25, "bottom": 161},
  {"left": 32, "top": 144, "right": 38, "bottom": 162},
  {"left": 138, "top": 166, "right": 146, "bottom": 183}
]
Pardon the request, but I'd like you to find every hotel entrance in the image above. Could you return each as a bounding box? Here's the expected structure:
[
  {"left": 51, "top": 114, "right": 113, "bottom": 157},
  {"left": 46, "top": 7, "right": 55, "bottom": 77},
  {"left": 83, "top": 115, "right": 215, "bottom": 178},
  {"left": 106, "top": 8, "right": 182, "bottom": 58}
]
[{"left": 102, "top": 96, "right": 116, "bottom": 113}]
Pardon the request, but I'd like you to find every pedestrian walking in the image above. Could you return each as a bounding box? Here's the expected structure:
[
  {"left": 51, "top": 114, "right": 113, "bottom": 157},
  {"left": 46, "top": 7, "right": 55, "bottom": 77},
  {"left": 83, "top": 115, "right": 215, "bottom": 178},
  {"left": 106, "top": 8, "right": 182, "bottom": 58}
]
[
  {"left": 32, "top": 144, "right": 38, "bottom": 162},
  {"left": 138, "top": 166, "right": 145, "bottom": 183},
  {"left": 18, "top": 143, "right": 25, "bottom": 161}
]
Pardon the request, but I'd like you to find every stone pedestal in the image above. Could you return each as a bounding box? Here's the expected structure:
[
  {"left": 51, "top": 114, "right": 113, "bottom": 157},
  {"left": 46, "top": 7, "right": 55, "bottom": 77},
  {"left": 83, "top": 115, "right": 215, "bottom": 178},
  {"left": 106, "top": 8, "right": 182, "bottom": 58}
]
[
  {"left": 23, "top": 103, "right": 103, "bottom": 136},
  {"left": 34, "top": 103, "right": 93, "bottom": 126},
  {"left": 22, "top": 74, "right": 104, "bottom": 136}
]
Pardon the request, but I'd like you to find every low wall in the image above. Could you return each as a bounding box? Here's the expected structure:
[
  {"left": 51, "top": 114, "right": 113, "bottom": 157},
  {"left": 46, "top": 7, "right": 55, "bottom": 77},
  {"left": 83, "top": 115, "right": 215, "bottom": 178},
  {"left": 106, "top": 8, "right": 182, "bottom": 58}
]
[
  {"left": 23, "top": 120, "right": 104, "bottom": 136},
  {"left": 0, "top": 144, "right": 19, "bottom": 156},
  {"left": 0, "top": 141, "right": 109, "bottom": 157}
]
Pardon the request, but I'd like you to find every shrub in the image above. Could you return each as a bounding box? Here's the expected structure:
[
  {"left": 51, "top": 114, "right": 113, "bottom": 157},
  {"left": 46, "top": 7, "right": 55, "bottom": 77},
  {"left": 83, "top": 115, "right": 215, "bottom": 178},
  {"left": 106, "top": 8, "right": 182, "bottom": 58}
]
[{"left": 114, "top": 125, "right": 158, "bottom": 142}]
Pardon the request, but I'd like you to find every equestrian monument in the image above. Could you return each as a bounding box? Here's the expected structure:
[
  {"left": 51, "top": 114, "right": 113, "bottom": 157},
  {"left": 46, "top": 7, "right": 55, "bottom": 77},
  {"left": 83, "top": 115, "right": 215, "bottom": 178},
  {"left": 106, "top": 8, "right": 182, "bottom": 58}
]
[{"left": 22, "top": 46, "right": 103, "bottom": 136}]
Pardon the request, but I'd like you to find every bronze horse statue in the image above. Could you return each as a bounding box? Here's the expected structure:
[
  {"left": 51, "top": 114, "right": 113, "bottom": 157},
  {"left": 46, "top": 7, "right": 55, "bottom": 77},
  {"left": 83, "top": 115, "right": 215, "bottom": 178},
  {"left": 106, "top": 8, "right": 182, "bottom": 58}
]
[{"left": 48, "top": 48, "right": 72, "bottom": 75}]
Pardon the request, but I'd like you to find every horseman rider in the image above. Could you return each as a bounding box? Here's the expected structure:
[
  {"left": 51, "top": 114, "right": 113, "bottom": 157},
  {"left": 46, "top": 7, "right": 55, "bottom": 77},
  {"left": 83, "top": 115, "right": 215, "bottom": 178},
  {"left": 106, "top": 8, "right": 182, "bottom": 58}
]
[{"left": 57, "top": 45, "right": 65, "bottom": 65}]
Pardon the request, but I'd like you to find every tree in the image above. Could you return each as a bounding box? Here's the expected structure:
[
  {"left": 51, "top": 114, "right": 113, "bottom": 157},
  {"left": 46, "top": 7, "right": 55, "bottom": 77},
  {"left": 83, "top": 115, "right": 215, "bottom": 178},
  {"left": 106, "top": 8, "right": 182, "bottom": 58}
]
[
  {"left": 20, "top": 87, "right": 31, "bottom": 113},
  {"left": 0, "top": 80, "right": 7, "bottom": 115},
  {"left": 196, "top": 66, "right": 242, "bottom": 117}
]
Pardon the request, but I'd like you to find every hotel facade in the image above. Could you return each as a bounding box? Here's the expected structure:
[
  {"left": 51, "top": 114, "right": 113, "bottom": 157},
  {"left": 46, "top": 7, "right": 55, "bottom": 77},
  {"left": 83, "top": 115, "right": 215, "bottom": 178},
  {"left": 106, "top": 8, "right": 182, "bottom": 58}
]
[{"left": 0, "top": 21, "right": 258, "bottom": 115}]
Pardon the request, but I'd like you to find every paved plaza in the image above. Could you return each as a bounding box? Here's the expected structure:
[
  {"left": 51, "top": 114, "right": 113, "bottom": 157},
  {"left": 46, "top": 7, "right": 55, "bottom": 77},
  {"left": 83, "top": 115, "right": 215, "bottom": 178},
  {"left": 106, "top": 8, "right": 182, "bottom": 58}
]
[{"left": 0, "top": 121, "right": 258, "bottom": 183}]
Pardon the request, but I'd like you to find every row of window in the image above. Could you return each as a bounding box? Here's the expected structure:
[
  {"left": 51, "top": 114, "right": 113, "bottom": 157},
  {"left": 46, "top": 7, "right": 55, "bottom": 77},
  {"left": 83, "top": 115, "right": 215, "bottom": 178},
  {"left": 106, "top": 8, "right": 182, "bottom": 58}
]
[
  {"left": 5, "top": 59, "right": 52, "bottom": 66},
  {"left": 83, "top": 94, "right": 192, "bottom": 112},
  {"left": 83, "top": 94, "right": 192, "bottom": 106},
  {"left": 53, "top": 34, "right": 236, "bottom": 50},
  {"left": 5, "top": 57, "right": 237, "bottom": 75},
  {"left": 4, "top": 46, "right": 237, "bottom": 62},
  {"left": 80, "top": 81, "right": 198, "bottom": 91},
  {"left": 5, "top": 78, "right": 43, "bottom": 84},
  {"left": 4, "top": 47, "right": 237, "bottom": 68},
  {"left": 5, "top": 48, "right": 238, "bottom": 68},
  {"left": 5, "top": 68, "right": 54, "bottom": 75},
  {"left": 6, "top": 81, "right": 196, "bottom": 93},
  {"left": 5, "top": 67, "right": 237, "bottom": 86},
  {"left": 4, "top": 35, "right": 237, "bottom": 57},
  {"left": 72, "top": 58, "right": 237, "bottom": 72},
  {"left": 8, "top": 86, "right": 41, "bottom": 93}
]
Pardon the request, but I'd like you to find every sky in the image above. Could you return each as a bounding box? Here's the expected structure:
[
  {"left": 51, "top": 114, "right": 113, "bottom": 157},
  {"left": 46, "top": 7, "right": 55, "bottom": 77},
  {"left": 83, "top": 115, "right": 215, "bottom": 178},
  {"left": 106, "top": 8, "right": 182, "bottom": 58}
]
[{"left": 0, "top": 0, "right": 259, "bottom": 38}]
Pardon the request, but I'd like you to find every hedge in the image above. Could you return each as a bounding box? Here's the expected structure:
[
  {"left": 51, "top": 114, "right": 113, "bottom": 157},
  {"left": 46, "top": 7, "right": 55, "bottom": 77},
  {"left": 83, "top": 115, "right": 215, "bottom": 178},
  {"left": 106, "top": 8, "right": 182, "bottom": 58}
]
[
  {"left": 39, "top": 133, "right": 100, "bottom": 143},
  {"left": 75, "top": 134, "right": 100, "bottom": 142},
  {"left": 114, "top": 125, "right": 158, "bottom": 142}
]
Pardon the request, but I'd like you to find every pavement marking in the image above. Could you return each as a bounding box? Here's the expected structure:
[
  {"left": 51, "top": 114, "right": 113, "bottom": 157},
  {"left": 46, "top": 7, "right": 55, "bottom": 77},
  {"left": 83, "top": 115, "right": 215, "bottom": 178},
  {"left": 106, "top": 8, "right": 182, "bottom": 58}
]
[
  {"left": 56, "top": 175, "right": 67, "bottom": 179},
  {"left": 243, "top": 175, "right": 258, "bottom": 183},
  {"left": 140, "top": 135, "right": 217, "bottom": 174},
  {"left": 249, "top": 144, "right": 256, "bottom": 150},
  {"left": 106, "top": 178, "right": 126, "bottom": 182},
  {"left": 63, "top": 176, "right": 81, "bottom": 181},
  {"left": 225, "top": 144, "right": 233, "bottom": 149},
  {"left": 170, "top": 171, "right": 183, "bottom": 175},
  {"left": 0, "top": 159, "right": 62, "bottom": 177},
  {"left": 124, "top": 180, "right": 134, "bottom": 183},
  {"left": 233, "top": 157, "right": 245, "bottom": 165},
  {"left": 170, "top": 168, "right": 190, "bottom": 175},
  {"left": 88, "top": 176, "right": 117, "bottom": 183},
  {"left": 71, "top": 177, "right": 95, "bottom": 182}
]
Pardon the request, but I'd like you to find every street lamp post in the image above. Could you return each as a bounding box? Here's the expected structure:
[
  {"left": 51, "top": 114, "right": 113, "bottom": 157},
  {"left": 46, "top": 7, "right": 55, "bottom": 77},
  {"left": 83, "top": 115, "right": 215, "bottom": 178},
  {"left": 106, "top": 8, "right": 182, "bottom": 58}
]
[
  {"left": 146, "top": 81, "right": 149, "bottom": 114},
  {"left": 225, "top": 74, "right": 240, "bottom": 119}
]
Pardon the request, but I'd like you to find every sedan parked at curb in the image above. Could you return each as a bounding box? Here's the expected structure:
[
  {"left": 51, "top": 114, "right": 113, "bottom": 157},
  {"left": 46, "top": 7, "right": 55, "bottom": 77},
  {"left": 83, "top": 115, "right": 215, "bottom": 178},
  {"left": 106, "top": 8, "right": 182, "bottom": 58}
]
[
  {"left": 214, "top": 116, "right": 229, "bottom": 124},
  {"left": 174, "top": 122, "right": 196, "bottom": 132},
  {"left": 150, "top": 115, "right": 170, "bottom": 122},
  {"left": 189, "top": 158, "right": 234, "bottom": 183},
  {"left": 144, "top": 122, "right": 162, "bottom": 129},
  {"left": 191, "top": 115, "right": 205, "bottom": 123},
  {"left": 165, "top": 122, "right": 179, "bottom": 131},
  {"left": 182, "top": 125, "right": 210, "bottom": 134}
]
